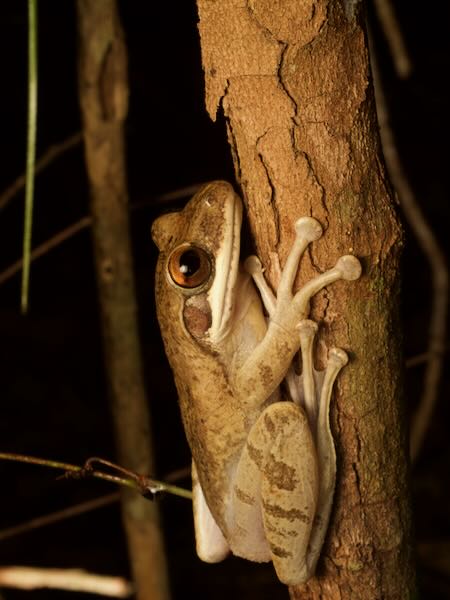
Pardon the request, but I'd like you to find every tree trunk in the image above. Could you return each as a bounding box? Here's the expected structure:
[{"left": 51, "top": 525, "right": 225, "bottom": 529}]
[
  {"left": 196, "top": 1, "right": 414, "bottom": 598},
  {"left": 76, "top": 2, "right": 170, "bottom": 599}
]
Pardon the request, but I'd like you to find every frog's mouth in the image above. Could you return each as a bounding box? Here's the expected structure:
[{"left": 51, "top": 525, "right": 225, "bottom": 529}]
[{"left": 207, "top": 191, "right": 242, "bottom": 344}]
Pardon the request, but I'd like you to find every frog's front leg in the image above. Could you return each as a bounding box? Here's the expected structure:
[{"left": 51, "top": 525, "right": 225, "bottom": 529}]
[{"left": 237, "top": 217, "right": 361, "bottom": 407}]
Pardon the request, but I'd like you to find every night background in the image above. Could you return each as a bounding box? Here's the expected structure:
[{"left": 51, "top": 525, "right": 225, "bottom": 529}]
[{"left": 0, "top": 2, "right": 448, "bottom": 599}]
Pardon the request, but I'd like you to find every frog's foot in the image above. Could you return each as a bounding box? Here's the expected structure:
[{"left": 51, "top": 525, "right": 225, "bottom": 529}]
[
  {"left": 244, "top": 254, "right": 277, "bottom": 315},
  {"left": 295, "top": 319, "right": 348, "bottom": 431},
  {"left": 244, "top": 216, "right": 361, "bottom": 321},
  {"left": 244, "top": 217, "right": 323, "bottom": 317},
  {"left": 296, "top": 319, "right": 348, "bottom": 575},
  {"left": 291, "top": 254, "right": 361, "bottom": 321}
]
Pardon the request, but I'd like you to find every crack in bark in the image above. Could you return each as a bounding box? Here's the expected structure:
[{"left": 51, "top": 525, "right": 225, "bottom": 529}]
[
  {"left": 351, "top": 462, "right": 362, "bottom": 505},
  {"left": 277, "top": 42, "right": 299, "bottom": 129},
  {"left": 222, "top": 78, "right": 243, "bottom": 183},
  {"left": 321, "top": 287, "right": 331, "bottom": 322},
  {"left": 257, "top": 148, "right": 280, "bottom": 248},
  {"left": 302, "top": 150, "right": 328, "bottom": 222}
]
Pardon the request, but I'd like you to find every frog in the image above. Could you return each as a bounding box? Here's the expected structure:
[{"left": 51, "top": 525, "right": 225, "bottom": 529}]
[{"left": 151, "top": 180, "right": 361, "bottom": 585}]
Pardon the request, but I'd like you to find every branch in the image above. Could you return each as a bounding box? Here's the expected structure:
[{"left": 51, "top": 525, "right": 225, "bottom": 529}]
[
  {"left": 0, "top": 464, "right": 191, "bottom": 543},
  {"left": 0, "top": 492, "right": 119, "bottom": 542},
  {"left": 0, "top": 182, "right": 203, "bottom": 288},
  {"left": 0, "top": 567, "right": 132, "bottom": 597},
  {"left": 76, "top": 3, "right": 171, "bottom": 596},
  {"left": 0, "top": 132, "right": 82, "bottom": 213},
  {"left": 373, "top": 0, "right": 412, "bottom": 78},
  {"left": 0, "top": 452, "right": 192, "bottom": 500},
  {"left": 0, "top": 216, "right": 92, "bottom": 286},
  {"left": 370, "top": 34, "right": 449, "bottom": 462}
]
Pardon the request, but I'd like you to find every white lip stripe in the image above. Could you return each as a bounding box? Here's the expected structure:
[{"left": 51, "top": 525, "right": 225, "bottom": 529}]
[{"left": 207, "top": 194, "right": 242, "bottom": 344}]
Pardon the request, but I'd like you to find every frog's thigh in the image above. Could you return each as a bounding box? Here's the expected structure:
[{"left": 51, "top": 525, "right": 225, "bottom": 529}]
[{"left": 233, "top": 402, "right": 319, "bottom": 583}]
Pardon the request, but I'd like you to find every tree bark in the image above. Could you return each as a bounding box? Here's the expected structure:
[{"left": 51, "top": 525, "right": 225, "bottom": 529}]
[
  {"left": 197, "top": 1, "right": 414, "bottom": 598},
  {"left": 76, "top": 2, "right": 170, "bottom": 599}
]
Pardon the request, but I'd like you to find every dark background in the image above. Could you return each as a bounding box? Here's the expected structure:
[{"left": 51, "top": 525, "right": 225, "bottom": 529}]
[{"left": 0, "top": 2, "right": 448, "bottom": 599}]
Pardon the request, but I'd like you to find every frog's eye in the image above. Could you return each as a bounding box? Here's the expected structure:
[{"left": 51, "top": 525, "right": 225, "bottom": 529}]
[{"left": 168, "top": 244, "right": 212, "bottom": 289}]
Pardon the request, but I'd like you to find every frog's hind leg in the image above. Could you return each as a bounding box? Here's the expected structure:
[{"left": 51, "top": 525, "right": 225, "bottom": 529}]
[
  {"left": 192, "top": 460, "right": 230, "bottom": 563},
  {"left": 307, "top": 346, "right": 348, "bottom": 574},
  {"left": 229, "top": 401, "right": 319, "bottom": 585},
  {"left": 297, "top": 320, "right": 349, "bottom": 575}
]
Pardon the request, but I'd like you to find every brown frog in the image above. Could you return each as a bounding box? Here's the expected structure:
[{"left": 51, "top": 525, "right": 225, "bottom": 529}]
[{"left": 152, "top": 181, "right": 361, "bottom": 584}]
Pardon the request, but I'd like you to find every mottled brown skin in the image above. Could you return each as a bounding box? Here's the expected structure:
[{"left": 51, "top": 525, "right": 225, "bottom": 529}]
[
  {"left": 152, "top": 182, "right": 251, "bottom": 532},
  {"left": 152, "top": 181, "right": 360, "bottom": 584}
]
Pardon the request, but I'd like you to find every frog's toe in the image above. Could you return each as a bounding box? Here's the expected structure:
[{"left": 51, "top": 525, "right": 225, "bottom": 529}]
[
  {"left": 244, "top": 255, "right": 263, "bottom": 276},
  {"left": 334, "top": 255, "right": 362, "bottom": 280},
  {"left": 328, "top": 347, "right": 349, "bottom": 368},
  {"left": 295, "top": 217, "right": 323, "bottom": 242},
  {"left": 297, "top": 319, "right": 318, "bottom": 336}
]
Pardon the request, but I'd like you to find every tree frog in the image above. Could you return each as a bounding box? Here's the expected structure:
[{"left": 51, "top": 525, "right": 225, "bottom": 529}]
[{"left": 152, "top": 181, "right": 361, "bottom": 585}]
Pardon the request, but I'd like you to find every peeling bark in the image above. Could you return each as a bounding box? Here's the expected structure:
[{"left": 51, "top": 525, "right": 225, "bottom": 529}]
[
  {"left": 76, "top": 2, "right": 170, "bottom": 599},
  {"left": 197, "top": 1, "right": 414, "bottom": 598}
]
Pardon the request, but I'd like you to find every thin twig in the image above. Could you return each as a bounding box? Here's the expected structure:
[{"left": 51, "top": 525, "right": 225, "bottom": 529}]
[
  {"left": 163, "top": 464, "right": 191, "bottom": 483},
  {"left": 0, "top": 452, "right": 140, "bottom": 490},
  {"left": 0, "top": 567, "right": 132, "bottom": 597},
  {"left": 0, "top": 121, "right": 201, "bottom": 290},
  {"left": 131, "top": 183, "right": 204, "bottom": 210},
  {"left": 0, "top": 464, "right": 191, "bottom": 542},
  {"left": 0, "top": 216, "right": 92, "bottom": 286},
  {"left": 21, "top": 0, "right": 39, "bottom": 313},
  {"left": 370, "top": 36, "right": 449, "bottom": 461},
  {"left": 406, "top": 348, "right": 449, "bottom": 369},
  {"left": 81, "top": 456, "right": 186, "bottom": 498},
  {"left": 0, "top": 452, "right": 192, "bottom": 500},
  {"left": 0, "top": 492, "right": 120, "bottom": 542},
  {"left": 372, "top": 0, "right": 413, "bottom": 78},
  {"left": 0, "top": 182, "right": 203, "bottom": 288},
  {"left": 0, "top": 132, "right": 82, "bottom": 213}
]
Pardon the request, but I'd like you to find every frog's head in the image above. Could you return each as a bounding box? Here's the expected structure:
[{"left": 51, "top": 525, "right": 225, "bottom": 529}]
[{"left": 152, "top": 181, "right": 243, "bottom": 346}]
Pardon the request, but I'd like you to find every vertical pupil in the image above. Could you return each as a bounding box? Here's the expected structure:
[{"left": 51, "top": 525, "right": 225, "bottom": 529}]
[{"left": 179, "top": 250, "right": 201, "bottom": 276}]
